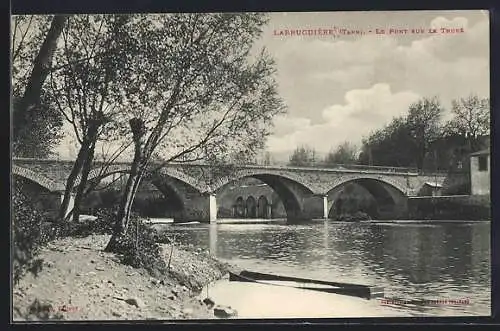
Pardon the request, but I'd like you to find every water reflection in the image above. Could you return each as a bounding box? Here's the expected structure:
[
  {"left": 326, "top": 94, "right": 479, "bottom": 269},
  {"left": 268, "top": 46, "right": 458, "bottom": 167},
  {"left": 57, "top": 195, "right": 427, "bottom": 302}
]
[{"left": 159, "top": 220, "right": 491, "bottom": 317}]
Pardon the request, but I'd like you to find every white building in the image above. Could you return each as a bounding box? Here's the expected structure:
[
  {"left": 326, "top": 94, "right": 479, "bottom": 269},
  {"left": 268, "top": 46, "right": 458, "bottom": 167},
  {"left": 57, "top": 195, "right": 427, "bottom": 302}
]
[{"left": 470, "top": 148, "right": 490, "bottom": 195}]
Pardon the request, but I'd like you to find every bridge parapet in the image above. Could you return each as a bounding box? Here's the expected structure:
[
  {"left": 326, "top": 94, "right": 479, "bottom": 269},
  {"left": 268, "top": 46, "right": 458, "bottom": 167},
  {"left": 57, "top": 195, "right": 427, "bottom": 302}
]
[{"left": 12, "top": 158, "right": 448, "bottom": 198}]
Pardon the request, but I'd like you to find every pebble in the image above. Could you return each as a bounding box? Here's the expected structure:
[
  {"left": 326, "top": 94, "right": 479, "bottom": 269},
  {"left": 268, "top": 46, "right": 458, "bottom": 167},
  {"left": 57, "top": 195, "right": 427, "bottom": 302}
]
[
  {"left": 213, "top": 305, "right": 237, "bottom": 318},
  {"left": 202, "top": 297, "right": 215, "bottom": 308},
  {"left": 124, "top": 297, "right": 145, "bottom": 308}
]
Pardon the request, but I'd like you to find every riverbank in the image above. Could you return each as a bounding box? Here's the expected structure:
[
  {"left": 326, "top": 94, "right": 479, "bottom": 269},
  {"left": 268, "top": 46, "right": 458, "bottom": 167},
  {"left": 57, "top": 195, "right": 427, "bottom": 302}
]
[{"left": 13, "top": 234, "right": 233, "bottom": 321}]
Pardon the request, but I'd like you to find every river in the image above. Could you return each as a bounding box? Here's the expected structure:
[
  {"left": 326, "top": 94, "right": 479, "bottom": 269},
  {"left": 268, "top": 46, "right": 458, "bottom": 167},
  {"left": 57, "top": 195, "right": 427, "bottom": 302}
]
[{"left": 155, "top": 219, "right": 491, "bottom": 318}]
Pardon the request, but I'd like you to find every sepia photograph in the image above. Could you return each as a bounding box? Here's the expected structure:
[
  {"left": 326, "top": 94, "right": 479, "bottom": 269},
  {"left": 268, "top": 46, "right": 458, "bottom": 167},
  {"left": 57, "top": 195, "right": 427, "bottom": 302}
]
[{"left": 11, "top": 9, "right": 491, "bottom": 321}]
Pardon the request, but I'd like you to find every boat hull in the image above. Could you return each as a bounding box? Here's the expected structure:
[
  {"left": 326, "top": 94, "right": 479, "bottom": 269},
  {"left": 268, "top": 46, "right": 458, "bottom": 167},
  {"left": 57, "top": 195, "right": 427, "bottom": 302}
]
[{"left": 229, "top": 270, "right": 384, "bottom": 300}]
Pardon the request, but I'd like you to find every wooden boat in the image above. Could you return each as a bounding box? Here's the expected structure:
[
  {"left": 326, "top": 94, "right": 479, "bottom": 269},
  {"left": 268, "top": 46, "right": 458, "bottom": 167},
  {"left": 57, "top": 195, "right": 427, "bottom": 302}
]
[{"left": 228, "top": 270, "right": 384, "bottom": 300}]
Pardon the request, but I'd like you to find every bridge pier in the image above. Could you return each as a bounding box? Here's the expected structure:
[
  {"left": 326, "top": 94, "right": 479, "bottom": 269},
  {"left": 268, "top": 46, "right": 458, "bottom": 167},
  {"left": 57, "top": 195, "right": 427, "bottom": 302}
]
[
  {"left": 300, "top": 194, "right": 329, "bottom": 220},
  {"left": 322, "top": 195, "right": 328, "bottom": 219},
  {"left": 177, "top": 193, "right": 217, "bottom": 223}
]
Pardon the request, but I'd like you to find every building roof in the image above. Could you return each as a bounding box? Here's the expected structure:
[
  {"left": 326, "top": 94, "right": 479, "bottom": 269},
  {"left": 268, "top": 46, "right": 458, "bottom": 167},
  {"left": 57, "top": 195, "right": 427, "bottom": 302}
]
[{"left": 470, "top": 148, "right": 490, "bottom": 156}]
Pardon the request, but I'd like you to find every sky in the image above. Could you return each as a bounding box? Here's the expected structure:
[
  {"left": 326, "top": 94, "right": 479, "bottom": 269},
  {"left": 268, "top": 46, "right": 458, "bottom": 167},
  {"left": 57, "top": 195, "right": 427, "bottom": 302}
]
[
  {"left": 48, "top": 10, "right": 490, "bottom": 161},
  {"left": 254, "top": 10, "right": 490, "bottom": 161}
]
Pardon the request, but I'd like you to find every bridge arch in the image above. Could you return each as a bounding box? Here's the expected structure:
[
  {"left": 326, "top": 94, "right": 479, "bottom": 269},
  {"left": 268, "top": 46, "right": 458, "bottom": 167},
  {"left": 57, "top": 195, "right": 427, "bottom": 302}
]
[
  {"left": 326, "top": 175, "right": 408, "bottom": 219},
  {"left": 246, "top": 196, "right": 257, "bottom": 218},
  {"left": 81, "top": 165, "right": 207, "bottom": 220},
  {"left": 84, "top": 166, "right": 209, "bottom": 192},
  {"left": 214, "top": 171, "right": 315, "bottom": 221},
  {"left": 257, "top": 195, "right": 269, "bottom": 218},
  {"left": 12, "top": 165, "right": 62, "bottom": 192}
]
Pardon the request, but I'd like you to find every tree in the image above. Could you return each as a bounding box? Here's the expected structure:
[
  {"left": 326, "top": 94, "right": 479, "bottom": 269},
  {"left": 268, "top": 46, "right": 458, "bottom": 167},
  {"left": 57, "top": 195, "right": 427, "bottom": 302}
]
[
  {"left": 104, "top": 13, "right": 285, "bottom": 251},
  {"left": 46, "top": 15, "right": 133, "bottom": 222},
  {"left": 11, "top": 15, "right": 69, "bottom": 157},
  {"left": 324, "top": 141, "right": 358, "bottom": 165},
  {"left": 406, "top": 96, "right": 444, "bottom": 170},
  {"left": 288, "top": 145, "right": 317, "bottom": 167},
  {"left": 359, "top": 116, "right": 417, "bottom": 168},
  {"left": 445, "top": 95, "right": 490, "bottom": 152}
]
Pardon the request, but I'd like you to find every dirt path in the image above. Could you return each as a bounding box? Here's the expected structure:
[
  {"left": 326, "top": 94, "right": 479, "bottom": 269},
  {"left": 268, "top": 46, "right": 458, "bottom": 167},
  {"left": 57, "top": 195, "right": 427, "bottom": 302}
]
[{"left": 13, "top": 234, "right": 229, "bottom": 321}]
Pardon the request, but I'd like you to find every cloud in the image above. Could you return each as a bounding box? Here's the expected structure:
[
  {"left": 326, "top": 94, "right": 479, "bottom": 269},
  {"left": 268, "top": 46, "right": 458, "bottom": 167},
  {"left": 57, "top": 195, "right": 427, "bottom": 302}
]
[
  {"left": 273, "top": 16, "right": 489, "bottom": 122},
  {"left": 266, "top": 83, "right": 421, "bottom": 154}
]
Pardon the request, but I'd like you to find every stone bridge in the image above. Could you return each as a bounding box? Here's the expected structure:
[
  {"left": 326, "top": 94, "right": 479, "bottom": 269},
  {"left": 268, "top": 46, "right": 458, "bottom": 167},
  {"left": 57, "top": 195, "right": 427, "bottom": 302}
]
[{"left": 12, "top": 158, "right": 449, "bottom": 222}]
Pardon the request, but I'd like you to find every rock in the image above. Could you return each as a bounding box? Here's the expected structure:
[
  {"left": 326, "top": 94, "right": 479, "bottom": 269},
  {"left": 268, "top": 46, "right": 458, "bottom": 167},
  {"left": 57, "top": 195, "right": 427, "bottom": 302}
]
[
  {"left": 95, "top": 266, "right": 106, "bottom": 271},
  {"left": 124, "top": 297, "right": 145, "bottom": 308},
  {"left": 181, "top": 286, "right": 188, "bottom": 292},
  {"left": 90, "top": 260, "right": 96, "bottom": 264},
  {"left": 87, "top": 272, "right": 97, "bottom": 276},
  {"left": 171, "top": 289, "right": 179, "bottom": 296},
  {"left": 167, "top": 294, "right": 176, "bottom": 300},
  {"left": 151, "top": 278, "right": 159, "bottom": 285},
  {"left": 112, "top": 311, "right": 122, "bottom": 317},
  {"left": 214, "top": 305, "right": 237, "bottom": 318},
  {"left": 202, "top": 297, "right": 215, "bottom": 308}
]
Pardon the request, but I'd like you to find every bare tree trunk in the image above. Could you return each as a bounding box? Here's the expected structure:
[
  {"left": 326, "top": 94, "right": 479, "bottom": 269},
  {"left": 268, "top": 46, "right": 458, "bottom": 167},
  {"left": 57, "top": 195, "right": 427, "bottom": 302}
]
[
  {"left": 72, "top": 137, "right": 97, "bottom": 223},
  {"left": 14, "top": 15, "right": 69, "bottom": 140},
  {"left": 58, "top": 139, "right": 92, "bottom": 221},
  {"left": 105, "top": 118, "right": 147, "bottom": 252}
]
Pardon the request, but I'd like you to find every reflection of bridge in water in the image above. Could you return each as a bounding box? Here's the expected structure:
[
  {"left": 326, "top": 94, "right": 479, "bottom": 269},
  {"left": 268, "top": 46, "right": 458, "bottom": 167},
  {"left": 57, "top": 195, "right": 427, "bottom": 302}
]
[{"left": 12, "top": 158, "right": 450, "bottom": 223}]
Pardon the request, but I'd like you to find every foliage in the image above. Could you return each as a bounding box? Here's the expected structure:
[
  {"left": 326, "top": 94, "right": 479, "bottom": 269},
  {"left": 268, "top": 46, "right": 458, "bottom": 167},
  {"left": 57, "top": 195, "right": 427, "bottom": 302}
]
[
  {"left": 324, "top": 141, "right": 358, "bottom": 165},
  {"left": 103, "top": 13, "right": 286, "bottom": 240},
  {"left": 11, "top": 95, "right": 64, "bottom": 158},
  {"left": 444, "top": 95, "right": 490, "bottom": 151},
  {"left": 359, "top": 116, "right": 417, "bottom": 168},
  {"left": 288, "top": 145, "right": 317, "bottom": 166},
  {"left": 109, "top": 214, "right": 167, "bottom": 278},
  {"left": 14, "top": 299, "right": 65, "bottom": 321},
  {"left": 359, "top": 94, "right": 489, "bottom": 171},
  {"left": 406, "top": 96, "right": 444, "bottom": 169},
  {"left": 57, "top": 208, "right": 117, "bottom": 238},
  {"left": 11, "top": 15, "right": 53, "bottom": 97},
  {"left": 11, "top": 15, "right": 65, "bottom": 158},
  {"left": 46, "top": 15, "right": 134, "bottom": 222},
  {"left": 12, "top": 182, "right": 57, "bottom": 284}
]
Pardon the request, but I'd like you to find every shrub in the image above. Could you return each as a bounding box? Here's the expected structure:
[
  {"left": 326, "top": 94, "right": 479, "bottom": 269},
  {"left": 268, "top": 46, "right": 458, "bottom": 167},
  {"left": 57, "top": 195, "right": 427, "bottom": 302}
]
[
  {"left": 12, "top": 184, "right": 57, "bottom": 284},
  {"left": 335, "top": 211, "right": 371, "bottom": 222},
  {"left": 111, "top": 214, "right": 167, "bottom": 278},
  {"left": 52, "top": 207, "right": 118, "bottom": 238}
]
